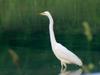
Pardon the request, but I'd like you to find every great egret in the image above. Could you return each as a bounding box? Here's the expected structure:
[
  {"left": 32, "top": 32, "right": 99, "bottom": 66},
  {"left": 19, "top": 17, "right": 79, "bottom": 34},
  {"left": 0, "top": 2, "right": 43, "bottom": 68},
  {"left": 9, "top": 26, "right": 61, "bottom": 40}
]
[{"left": 40, "top": 11, "right": 83, "bottom": 72}]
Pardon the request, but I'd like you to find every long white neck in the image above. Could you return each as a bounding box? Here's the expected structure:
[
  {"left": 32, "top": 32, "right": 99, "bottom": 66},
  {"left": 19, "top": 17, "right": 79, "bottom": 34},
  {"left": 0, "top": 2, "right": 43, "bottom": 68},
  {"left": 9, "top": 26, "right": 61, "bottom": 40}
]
[{"left": 47, "top": 13, "right": 57, "bottom": 48}]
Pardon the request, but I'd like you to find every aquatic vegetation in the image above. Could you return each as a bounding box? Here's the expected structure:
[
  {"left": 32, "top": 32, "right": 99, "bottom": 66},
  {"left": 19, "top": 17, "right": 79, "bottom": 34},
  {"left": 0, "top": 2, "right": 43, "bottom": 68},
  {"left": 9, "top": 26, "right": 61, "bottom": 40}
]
[
  {"left": 82, "top": 21, "right": 93, "bottom": 42},
  {"left": 8, "top": 49, "right": 19, "bottom": 68}
]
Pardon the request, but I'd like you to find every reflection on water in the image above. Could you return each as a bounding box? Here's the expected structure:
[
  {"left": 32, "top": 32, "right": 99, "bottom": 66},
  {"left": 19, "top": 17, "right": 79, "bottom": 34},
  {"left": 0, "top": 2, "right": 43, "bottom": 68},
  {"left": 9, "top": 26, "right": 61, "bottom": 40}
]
[
  {"left": 59, "top": 69, "right": 100, "bottom": 75},
  {"left": 59, "top": 69, "right": 82, "bottom": 75},
  {"left": 84, "top": 73, "right": 100, "bottom": 75}
]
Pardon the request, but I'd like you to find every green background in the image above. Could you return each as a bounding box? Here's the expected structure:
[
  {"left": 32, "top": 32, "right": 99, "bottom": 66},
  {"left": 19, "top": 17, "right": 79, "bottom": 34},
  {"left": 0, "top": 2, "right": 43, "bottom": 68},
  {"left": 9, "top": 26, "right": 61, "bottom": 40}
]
[{"left": 0, "top": 0, "right": 100, "bottom": 75}]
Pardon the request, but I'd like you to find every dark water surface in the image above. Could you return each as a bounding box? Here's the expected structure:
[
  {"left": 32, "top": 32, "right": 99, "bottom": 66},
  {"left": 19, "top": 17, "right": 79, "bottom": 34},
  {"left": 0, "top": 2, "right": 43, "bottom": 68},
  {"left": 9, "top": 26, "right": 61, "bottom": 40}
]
[{"left": 0, "top": 33, "right": 100, "bottom": 75}]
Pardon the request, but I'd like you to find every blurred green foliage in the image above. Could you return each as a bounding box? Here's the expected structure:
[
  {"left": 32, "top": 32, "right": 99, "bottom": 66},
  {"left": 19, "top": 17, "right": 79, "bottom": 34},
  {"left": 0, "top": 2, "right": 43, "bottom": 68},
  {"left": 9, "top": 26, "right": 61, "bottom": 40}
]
[
  {"left": 0, "top": 0, "right": 100, "bottom": 31},
  {"left": 0, "top": 0, "right": 100, "bottom": 47}
]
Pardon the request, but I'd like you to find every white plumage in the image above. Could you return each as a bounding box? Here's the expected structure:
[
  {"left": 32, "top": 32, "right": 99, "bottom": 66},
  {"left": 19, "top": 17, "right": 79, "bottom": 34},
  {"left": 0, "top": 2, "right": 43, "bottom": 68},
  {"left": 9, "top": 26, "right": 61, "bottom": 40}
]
[
  {"left": 40, "top": 11, "right": 83, "bottom": 72},
  {"left": 53, "top": 43, "right": 82, "bottom": 66}
]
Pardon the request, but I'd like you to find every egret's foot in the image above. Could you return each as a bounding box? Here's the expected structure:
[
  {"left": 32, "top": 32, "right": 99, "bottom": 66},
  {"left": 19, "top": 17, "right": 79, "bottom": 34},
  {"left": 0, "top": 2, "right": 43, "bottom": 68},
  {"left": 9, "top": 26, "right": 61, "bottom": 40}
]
[
  {"left": 60, "top": 66, "right": 66, "bottom": 72},
  {"left": 61, "top": 68, "right": 65, "bottom": 73},
  {"left": 63, "top": 64, "right": 67, "bottom": 71},
  {"left": 61, "top": 62, "right": 67, "bottom": 72}
]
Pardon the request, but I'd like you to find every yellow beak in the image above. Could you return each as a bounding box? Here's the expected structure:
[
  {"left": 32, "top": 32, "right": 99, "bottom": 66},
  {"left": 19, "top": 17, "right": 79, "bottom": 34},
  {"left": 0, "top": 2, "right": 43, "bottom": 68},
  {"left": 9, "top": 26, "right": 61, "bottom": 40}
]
[{"left": 40, "top": 12, "right": 44, "bottom": 15}]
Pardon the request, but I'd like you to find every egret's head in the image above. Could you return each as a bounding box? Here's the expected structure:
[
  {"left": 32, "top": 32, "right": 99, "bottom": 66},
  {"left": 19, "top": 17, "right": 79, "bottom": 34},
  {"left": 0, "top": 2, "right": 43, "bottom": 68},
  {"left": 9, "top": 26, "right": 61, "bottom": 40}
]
[{"left": 40, "top": 11, "right": 50, "bottom": 16}]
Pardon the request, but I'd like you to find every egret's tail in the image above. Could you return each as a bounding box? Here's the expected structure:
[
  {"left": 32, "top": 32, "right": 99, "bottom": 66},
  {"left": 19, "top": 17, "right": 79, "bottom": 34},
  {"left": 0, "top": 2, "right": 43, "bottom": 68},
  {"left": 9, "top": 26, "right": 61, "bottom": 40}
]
[{"left": 76, "top": 58, "right": 83, "bottom": 66}]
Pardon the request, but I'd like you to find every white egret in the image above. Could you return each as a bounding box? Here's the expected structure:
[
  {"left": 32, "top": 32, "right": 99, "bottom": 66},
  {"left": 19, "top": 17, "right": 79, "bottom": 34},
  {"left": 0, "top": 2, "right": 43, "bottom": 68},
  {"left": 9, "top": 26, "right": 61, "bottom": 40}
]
[{"left": 40, "top": 11, "right": 83, "bottom": 72}]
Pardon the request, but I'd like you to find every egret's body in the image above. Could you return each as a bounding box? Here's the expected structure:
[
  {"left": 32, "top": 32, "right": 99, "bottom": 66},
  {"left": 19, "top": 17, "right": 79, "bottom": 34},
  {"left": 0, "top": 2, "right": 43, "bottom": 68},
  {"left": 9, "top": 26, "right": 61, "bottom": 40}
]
[{"left": 40, "top": 11, "right": 83, "bottom": 71}]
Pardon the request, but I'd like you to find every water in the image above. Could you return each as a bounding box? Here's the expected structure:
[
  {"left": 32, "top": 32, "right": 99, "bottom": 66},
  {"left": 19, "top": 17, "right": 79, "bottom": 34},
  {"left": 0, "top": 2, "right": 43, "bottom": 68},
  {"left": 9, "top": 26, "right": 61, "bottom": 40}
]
[
  {"left": 0, "top": 30, "right": 100, "bottom": 75},
  {"left": 0, "top": 30, "right": 100, "bottom": 74},
  {"left": 0, "top": 35, "right": 99, "bottom": 75},
  {"left": 0, "top": 68, "right": 99, "bottom": 75}
]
